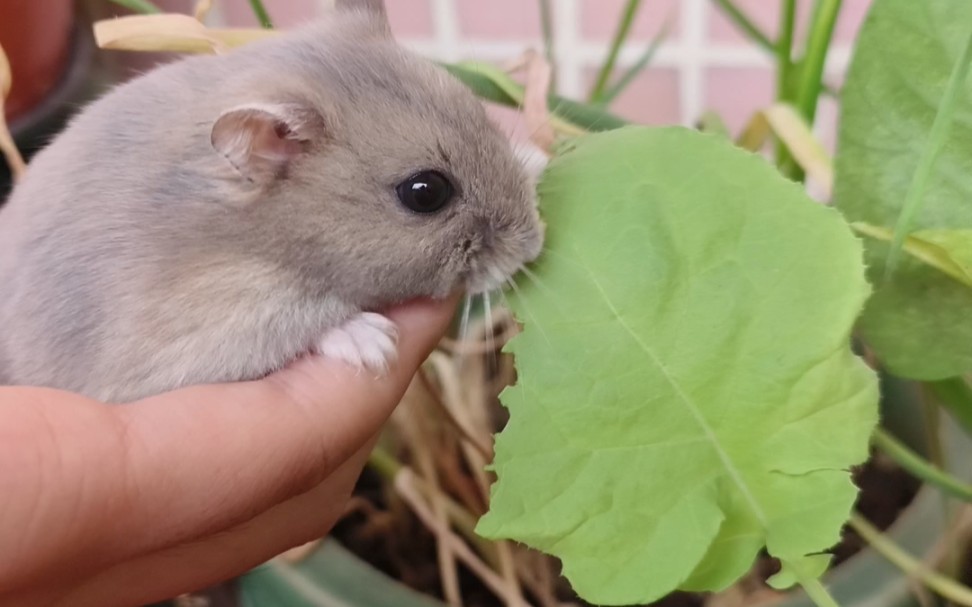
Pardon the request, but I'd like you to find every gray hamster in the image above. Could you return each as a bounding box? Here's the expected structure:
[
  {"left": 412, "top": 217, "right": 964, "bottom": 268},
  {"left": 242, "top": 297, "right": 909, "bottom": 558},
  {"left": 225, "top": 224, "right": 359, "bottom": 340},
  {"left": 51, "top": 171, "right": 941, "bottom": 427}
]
[{"left": 0, "top": 0, "right": 544, "bottom": 403}]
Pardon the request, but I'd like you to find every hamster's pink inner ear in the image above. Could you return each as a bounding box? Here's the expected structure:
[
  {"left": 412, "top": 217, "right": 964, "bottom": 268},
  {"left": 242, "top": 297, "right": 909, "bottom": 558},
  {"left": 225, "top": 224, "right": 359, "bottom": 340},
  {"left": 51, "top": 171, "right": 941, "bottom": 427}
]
[{"left": 211, "top": 103, "right": 321, "bottom": 183}]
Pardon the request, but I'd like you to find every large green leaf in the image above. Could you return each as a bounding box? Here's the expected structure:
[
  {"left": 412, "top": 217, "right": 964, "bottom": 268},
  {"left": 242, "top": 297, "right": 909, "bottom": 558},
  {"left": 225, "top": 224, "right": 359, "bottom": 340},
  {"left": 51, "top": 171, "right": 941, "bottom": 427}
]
[
  {"left": 834, "top": 0, "right": 972, "bottom": 380},
  {"left": 477, "top": 127, "right": 879, "bottom": 605}
]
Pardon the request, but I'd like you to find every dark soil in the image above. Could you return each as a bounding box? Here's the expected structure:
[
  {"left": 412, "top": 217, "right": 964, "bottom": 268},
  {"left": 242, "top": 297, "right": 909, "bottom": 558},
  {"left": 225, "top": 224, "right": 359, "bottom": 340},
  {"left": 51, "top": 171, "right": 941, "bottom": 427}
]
[{"left": 331, "top": 448, "right": 921, "bottom": 607}]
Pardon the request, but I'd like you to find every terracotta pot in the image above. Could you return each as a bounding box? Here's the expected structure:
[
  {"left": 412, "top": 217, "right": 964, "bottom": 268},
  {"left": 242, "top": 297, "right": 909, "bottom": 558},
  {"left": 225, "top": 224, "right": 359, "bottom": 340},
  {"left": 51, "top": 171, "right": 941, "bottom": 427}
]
[{"left": 0, "top": 0, "right": 75, "bottom": 123}]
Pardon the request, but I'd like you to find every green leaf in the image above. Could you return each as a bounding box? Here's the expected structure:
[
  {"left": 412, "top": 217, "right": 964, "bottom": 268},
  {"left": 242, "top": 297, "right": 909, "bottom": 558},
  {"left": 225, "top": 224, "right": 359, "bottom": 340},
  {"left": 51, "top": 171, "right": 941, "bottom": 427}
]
[
  {"left": 834, "top": 0, "right": 972, "bottom": 380},
  {"left": 478, "top": 127, "right": 879, "bottom": 605},
  {"left": 851, "top": 223, "right": 972, "bottom": 289}
]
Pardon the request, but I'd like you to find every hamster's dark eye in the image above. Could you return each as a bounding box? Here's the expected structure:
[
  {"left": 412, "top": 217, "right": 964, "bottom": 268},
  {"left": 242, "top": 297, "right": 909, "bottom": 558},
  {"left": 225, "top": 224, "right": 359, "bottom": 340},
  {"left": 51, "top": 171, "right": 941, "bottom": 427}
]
[{"left": 396, "top": 171, "right": 455, "bottom": 214}]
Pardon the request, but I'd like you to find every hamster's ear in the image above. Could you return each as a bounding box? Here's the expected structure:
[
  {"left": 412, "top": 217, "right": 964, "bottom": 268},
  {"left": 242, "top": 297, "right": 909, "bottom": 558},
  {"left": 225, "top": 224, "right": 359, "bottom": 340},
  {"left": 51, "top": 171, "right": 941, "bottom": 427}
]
[
  {"left": 334, "top": 0, "right": 390, "bottom": 36},
  {"left": 211, "top": 103, "right": 323, "bottom": 184}
]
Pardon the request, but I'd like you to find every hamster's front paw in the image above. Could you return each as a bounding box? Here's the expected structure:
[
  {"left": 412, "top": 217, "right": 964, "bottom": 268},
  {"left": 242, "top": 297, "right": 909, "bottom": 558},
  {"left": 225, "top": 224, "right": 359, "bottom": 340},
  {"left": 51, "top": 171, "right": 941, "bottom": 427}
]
[{"left": 315, "top": 312, "right": 399, "bottom": 374}]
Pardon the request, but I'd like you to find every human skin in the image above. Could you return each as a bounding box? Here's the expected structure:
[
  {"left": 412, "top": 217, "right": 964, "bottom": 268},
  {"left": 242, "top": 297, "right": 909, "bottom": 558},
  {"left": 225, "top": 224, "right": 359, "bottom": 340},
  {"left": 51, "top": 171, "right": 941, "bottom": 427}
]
[{"left": 0, "top": 295, "right": 457, "bottom": 607}]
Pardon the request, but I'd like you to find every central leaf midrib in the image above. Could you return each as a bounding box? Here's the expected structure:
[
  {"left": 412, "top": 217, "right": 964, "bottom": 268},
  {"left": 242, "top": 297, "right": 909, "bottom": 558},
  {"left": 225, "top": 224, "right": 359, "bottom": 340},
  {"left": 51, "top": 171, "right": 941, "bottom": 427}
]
[{"left": 579, "top": 258, "right": 770, "bottom": 530}]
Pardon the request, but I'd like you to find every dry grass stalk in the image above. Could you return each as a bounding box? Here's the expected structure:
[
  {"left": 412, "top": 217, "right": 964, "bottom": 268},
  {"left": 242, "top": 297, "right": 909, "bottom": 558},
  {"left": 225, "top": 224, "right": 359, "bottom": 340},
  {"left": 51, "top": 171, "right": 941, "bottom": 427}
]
[
  {"left": 503, "top": 50, "right": 556, "bottom": 154},
  {"left": 0, "top": 42, "right": 26, "bottom": 181},
  {"left": 395, "top": 469, "right": 533, "bottom": 607},
  {"left": 93, "top": 14, "right": 277, "bottom": 55},
  {"left": 402, "top": 386, "right": 463, "bottom": 606}
]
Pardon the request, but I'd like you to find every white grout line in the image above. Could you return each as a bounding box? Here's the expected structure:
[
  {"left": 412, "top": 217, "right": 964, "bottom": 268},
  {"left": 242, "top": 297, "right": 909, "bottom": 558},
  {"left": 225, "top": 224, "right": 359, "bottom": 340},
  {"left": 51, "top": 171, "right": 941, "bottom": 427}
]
[
  {"left": 401, "top": 39, "right": 853, "bottom": 71},
  {"left": 552, "top": 0, "right": 583, "bottom": 98},
  {"left": 679, "top": 0, "right": 708, "bottom": 126},
  {"left": 429, "top": 0, "right": 462, "bottom": 62}
]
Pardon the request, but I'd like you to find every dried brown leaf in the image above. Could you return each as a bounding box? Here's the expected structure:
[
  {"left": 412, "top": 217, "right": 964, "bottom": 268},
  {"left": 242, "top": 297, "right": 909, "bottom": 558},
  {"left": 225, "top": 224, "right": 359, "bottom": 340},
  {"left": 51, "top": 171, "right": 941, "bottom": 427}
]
[{"left": 94, "top": 14, "right": 277, "bottom": 54}]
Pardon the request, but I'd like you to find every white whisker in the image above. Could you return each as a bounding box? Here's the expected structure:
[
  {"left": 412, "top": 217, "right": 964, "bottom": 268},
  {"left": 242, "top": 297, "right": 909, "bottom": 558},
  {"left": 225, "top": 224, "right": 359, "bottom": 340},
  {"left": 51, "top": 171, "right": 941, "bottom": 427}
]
[
  {"left": 484, "top": 290, "right": 497, "bottom": 368},
  {"left": 459, "top": 294, "right": 473, "bottom": 348},
  {"left": 505, "top": 276, "right": 551, "bottom": 346}
]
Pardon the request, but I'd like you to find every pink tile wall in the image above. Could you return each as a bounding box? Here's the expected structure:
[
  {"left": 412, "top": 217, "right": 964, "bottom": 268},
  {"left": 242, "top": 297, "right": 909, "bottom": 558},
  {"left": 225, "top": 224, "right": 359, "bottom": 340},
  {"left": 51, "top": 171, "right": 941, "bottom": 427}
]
[{"left": 212, "top": 0, "right": 874, "bottom": 142}]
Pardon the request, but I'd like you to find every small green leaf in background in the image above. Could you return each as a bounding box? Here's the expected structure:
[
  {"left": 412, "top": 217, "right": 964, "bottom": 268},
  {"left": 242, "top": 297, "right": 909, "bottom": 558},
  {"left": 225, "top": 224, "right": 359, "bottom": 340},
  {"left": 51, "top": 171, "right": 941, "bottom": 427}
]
[
  {"left": 834, "top": 0, "right": 972, "bottom": 380},
  {"left": 477, "top": 127, "right": 879, "bottom": 605}
]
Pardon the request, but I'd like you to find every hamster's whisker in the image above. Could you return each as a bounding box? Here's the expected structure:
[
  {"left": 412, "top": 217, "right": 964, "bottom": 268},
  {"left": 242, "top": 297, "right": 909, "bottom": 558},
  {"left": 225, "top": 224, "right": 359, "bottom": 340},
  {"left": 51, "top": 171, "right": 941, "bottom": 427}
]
[
  {"left": 518, "top": 264, "right": 558, "bottom": 302},
  {"left": 458, "top": 293, "right": 473, "bottom": 350},
  {"left": 504, "top": 275, "right": 551, "bottom": 347},
  {"left": 483, "top": 290, "right": 495, "bottom": 363}
]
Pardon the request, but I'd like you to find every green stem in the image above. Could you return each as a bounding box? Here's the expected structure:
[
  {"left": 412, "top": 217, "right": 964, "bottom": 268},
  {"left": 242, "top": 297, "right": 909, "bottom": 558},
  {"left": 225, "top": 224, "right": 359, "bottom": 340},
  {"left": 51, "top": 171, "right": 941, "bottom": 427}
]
[
  {"left": 247, "top": 0, "right": 274, "bottom": 29},
  {"left": 784, "top": 559, "right": 841, "bottom": 607},
  {"left": 777, "top": 0, "right": 796, "bottom": 91},
  {"left": 107, "top": 0, "right": 162, "bottom": 14},
  {"left": 601, "top": 21, "right": 671, "bottom": 105},
  {"left": 710, "top": 0, "right": 774, "bottom": 53},
  {"left": 798, "top": 577, "right": 841, "bottom": 607},
  {"left": 368, "top": 444, "right": 402, "bottom": 479},
  {"left": 796, "top": 0, "right": 842, "bottom": 122},
  {"left": 885, "top": 30, "right": 972, "bottom": 279},
  {"left": 872, "top": 428, "right": 972, "bottom": 501},
  {"left": 775, "top": 0, "right": 798, "bottom": 173},
  {"left": 927, "top": 377, "right": 972, "bottom": 435},
  {"left": 538, "top": 0, "right": 557, "bottom": 89},
  {"left": 589, "top": 0, "right": 644, "bottom": 103},
  {"left": 850, "top": 513, "right": 972, "bottom": 605}
]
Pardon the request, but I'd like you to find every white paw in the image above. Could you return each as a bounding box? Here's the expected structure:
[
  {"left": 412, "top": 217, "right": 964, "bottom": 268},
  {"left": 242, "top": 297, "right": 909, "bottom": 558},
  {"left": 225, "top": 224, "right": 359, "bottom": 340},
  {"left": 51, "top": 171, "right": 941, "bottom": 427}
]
[{"left": 316, "top": 312, "right": 398, "bottom": 374}]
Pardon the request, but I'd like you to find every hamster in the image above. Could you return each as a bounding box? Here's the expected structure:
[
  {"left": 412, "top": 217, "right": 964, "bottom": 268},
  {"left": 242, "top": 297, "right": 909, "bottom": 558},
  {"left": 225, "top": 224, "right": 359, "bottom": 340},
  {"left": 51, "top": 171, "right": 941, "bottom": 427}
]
[{"left": 0, "top": 0, "right": 544, "bottom": 403}]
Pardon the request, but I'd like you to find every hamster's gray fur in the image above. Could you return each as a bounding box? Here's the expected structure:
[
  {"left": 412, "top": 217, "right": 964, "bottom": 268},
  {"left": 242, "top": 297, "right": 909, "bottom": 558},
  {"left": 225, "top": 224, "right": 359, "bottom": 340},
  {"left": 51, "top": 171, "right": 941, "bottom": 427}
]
[{"left": 0, "top": 0, "right": 543, "bottom": 402}]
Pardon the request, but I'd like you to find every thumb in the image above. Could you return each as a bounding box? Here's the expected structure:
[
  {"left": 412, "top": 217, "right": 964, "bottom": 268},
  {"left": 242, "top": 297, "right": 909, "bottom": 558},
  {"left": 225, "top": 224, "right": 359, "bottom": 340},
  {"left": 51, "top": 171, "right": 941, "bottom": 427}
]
[{"left": 111, "top": 295, "right": 459, "bottom": 554}]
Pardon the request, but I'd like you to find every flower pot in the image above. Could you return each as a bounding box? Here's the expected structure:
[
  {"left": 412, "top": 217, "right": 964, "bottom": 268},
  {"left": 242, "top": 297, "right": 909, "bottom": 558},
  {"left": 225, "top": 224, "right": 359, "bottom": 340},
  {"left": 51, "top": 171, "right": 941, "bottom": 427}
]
[
  {"left": 0, "top": 3, "right": 100, "bottom": 200},
  {"left": 0, "top": 0, "right": 196, "bottom": 200},
  {"left": 1, "top": 0, "right": 74, "bottom": 125},
  {"left": 236, "top": 375, "right": 969, "bottom": 607}
]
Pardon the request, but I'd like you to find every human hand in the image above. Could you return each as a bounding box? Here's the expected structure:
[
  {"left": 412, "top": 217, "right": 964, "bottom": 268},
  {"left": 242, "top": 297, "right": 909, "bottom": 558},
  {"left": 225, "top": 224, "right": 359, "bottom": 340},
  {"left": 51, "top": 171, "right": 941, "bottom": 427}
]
[{"left": 0, "top": 296, "right": 457, "bottom": 607}]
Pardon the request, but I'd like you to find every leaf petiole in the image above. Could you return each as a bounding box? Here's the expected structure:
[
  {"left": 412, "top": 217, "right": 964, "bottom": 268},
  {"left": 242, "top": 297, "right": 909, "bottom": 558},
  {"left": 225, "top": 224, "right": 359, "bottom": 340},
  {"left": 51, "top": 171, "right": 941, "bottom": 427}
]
[
  {"left": 872, "top": 428, "right": 972, "bottom": 501},
  {"left": 784, "top": 560, "right": 841, "bottom": 607},
  {"left": 850, "top": 513, "right": 972, "bottom": 605}
]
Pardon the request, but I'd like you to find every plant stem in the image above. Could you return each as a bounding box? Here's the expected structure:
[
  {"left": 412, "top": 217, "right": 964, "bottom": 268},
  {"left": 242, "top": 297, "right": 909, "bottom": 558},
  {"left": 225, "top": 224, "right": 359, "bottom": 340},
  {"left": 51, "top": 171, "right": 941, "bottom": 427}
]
[
  {"left": 709, "top": 0, "right": 774, "bottom": 53},
  {"left": 538, "top": 0, "right": 557, "bottom": 90},
  {"left": 589, "top": 0, "right": 643, "bottom": 103},
  {"left": 927, "top": 377, "right": 972, "bottom": 435},
  {"left": 799, "top": 578, "right": 841, "bottom": 607},
  {"left": 777, "top": 0, "right": 796, "bottom": 96},
  {"left": 785, "top": 560, "right": 841, "bottom": 607},
  {"left": 368, "top": 444, "right": 402, "bottom": 479},
  {"left": 107, "top": 0, "right": 162, "bottom": 14},
  {"left": 775, "top": 0, "right": 797, "bottom": 171},
  {"left": 796, "top": 0, "right": 842, "bottom": 122},
  {"left": 885, "top": 30, "right": 972, "bottom": 278},
  {"left": 601, "top": 21, "right": 671, "bottom": 105},
  {"left": 872, "top": 428, "right": 972, "bottom": 501},
  {"left": 850, "top": 513, "right": 972, "bottom": 606},
  {"left": 247, "top": 0, "right": 274, "bottom": 29}
]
